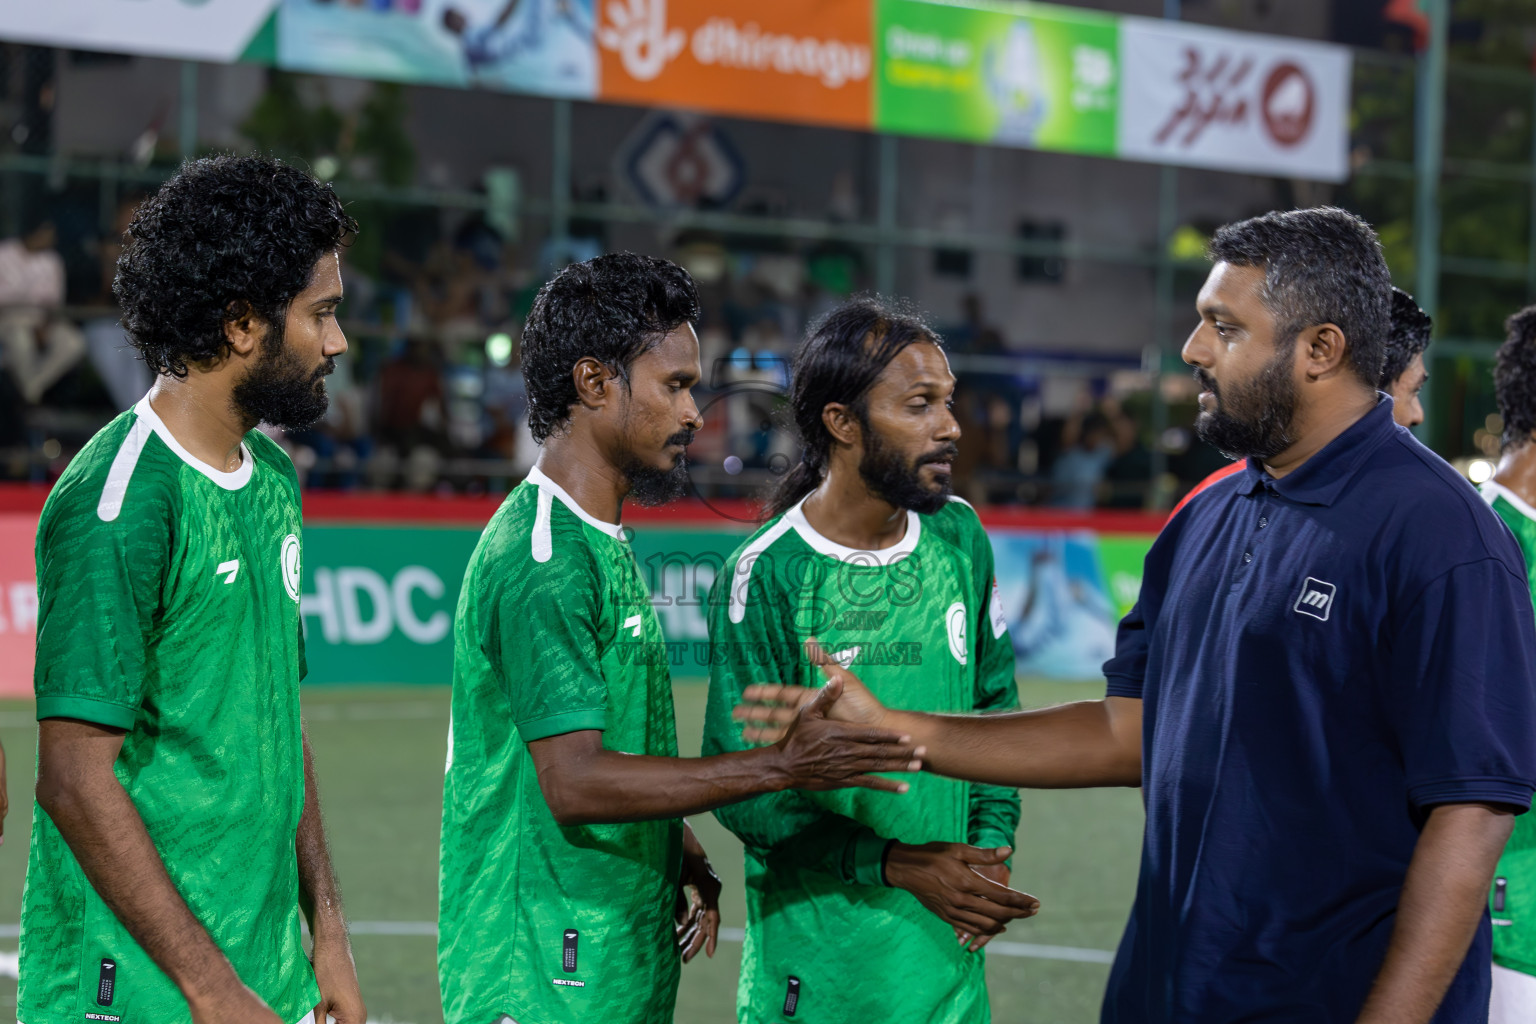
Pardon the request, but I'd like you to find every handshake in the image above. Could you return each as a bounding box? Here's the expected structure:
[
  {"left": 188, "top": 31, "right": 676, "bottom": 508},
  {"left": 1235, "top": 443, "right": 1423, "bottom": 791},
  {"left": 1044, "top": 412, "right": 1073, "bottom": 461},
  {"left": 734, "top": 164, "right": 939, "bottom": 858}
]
[{"left": 738, "top": 641, "right": 1040, "bottom": 952}]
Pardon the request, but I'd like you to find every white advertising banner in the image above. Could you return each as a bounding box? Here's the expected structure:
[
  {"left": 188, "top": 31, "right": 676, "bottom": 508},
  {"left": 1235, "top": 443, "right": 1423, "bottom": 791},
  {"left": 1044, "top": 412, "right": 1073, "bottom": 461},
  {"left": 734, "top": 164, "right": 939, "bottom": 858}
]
[
  {"left": 0, "top": 0, "right": 278, "bottom": 63},
  {"left": 1117, "top": 17, "right": 1352, "bottom": 183}
]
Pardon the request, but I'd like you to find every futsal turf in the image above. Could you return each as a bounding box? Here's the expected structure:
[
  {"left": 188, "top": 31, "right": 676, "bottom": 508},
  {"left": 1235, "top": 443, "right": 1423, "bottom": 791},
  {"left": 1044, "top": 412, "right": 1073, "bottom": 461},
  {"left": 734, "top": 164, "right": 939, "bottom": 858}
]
[{"left": 0, "top": 679, "right": 1143, "bottom": 1023}]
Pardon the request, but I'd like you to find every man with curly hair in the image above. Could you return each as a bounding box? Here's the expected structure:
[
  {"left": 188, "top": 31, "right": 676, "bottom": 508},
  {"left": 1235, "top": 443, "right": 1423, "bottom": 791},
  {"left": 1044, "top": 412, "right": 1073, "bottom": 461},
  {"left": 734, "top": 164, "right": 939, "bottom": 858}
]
[
  {"left": 436, "top": 252, "right": 935, "bottom": 1024},
  {"left": 20, "top": 155, "right": 365, "bottom": 1024}
]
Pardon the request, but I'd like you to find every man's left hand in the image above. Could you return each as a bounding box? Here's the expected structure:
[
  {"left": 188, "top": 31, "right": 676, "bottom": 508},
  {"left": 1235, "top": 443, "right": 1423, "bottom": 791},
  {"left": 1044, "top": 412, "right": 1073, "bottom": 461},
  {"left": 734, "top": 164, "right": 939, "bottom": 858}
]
[
  {"left": 676, "top": 822, "right": 722, "bottom": 964},
  {"left": 311, "top": 929, "right": 366, "bottom": 1024},
  {"left": 956, "top": 860, "right": 1012, "bottom": 952}
]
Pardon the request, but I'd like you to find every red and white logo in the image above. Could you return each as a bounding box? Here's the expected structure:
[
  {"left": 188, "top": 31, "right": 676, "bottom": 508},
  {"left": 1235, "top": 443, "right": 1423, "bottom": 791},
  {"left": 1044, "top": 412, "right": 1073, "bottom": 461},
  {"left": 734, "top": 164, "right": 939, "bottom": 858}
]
[{"left": 1261, "top": 62, "right": 1315, "bottom": 147}]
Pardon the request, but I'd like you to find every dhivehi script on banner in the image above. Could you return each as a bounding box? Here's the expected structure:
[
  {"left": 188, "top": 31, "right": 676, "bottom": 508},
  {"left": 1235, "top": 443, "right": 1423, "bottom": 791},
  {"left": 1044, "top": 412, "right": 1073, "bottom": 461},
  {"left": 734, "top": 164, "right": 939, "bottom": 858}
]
[{"left": 1117, "top": 14, "right": 1352, "bottom": 182}]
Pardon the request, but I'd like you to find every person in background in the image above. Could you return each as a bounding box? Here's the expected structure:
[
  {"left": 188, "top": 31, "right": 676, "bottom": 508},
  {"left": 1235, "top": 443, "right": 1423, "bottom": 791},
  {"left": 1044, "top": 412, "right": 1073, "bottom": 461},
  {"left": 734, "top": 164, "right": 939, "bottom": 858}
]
[{"left": 0, "top": 216, "right": 86, "bottom": 405}]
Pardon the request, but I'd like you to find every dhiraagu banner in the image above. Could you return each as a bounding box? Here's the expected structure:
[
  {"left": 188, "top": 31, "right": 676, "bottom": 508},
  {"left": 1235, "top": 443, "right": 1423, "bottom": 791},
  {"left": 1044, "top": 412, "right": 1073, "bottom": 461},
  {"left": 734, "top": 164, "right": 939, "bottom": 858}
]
[{"left": 873, "top": 0, "right": 1118, "bottom": 155}]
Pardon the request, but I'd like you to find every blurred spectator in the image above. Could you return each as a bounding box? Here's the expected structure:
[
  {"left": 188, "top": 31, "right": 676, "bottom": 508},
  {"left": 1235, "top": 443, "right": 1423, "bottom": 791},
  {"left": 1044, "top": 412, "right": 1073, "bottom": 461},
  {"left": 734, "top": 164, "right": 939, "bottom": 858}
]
[
  {"left": 377, "top": 339, "right": 447, "bottom": 490},
  {"left": 84, "top": 198, "right": 153, "bottom": 410},
  {"left": 1101, "top": 397, "right": 1153, "bottom": 509},
  {"left": 0, "top": 218, "right": 86, "bottom": 404},
  {"left": 1049, "top": 408, "right": 1116, "bottom": 509}
]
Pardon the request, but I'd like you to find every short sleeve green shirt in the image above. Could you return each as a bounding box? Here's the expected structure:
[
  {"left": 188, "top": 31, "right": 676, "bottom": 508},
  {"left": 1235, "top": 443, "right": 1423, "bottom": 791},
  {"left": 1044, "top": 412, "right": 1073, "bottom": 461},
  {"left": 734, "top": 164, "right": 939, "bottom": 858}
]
[
  {"left": 1485, "top": 482, "right": 1536, "bottom": 975},
  {"left": 438, "top": 467, "right": 683, "bottom": 1024},
  {"left": 20, "top": 398, "right": 317, "bottom": 1024}
]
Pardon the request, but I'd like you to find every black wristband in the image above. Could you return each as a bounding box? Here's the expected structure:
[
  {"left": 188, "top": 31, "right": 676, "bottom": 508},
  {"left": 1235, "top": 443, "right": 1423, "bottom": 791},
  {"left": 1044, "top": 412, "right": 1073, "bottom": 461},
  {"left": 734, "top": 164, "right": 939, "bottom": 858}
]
[{"left": 879, "top": 838, "right": 900, "bottom": 887}]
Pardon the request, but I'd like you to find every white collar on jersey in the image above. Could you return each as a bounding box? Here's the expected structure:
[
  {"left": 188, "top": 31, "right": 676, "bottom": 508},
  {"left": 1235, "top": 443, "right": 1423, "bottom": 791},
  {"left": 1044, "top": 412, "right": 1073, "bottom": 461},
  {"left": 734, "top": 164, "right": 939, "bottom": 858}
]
[
  {"left": 783, "top": 493, "right": 922, "bottom": 565},
  {"left": 526, "top": 465, "right": 626, "bottom": 541},
  {"left": 1482, "top": 480, "right": 1536, "bottom": 524},
  {"left": 133, "top": 395, "right": 254, "bottom": 491}
]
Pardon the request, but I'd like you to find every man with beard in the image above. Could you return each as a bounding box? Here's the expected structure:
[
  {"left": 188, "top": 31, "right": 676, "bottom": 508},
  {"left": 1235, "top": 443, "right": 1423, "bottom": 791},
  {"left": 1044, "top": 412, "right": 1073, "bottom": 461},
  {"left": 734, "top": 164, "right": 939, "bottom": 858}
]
[
  {"left": 436, "top": 254, "right": 929, "bottom": 1024},
  {"left": 736, "top": 209, "right": 1536, "bottom": 1023},
  {"left": 1171, "top": 284, "right": 1434, "bottom": 514},
  {"left": 21, "top": 156, "right": 364, "bottom": 1024},
  {"left": 701, "top": 298, "right": 1037, "bottom": 1023}
]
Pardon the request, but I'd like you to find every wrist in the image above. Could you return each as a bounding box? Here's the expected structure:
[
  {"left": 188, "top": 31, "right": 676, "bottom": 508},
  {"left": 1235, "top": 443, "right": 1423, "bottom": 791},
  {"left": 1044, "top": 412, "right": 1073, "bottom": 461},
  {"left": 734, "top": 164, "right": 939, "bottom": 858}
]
[
  {"left": 180, "top": 965, "right": 247, "bottom": 1010},
  {"left": 879, "top": 838, "right": 901, "bottom": 888},
  {"left": 882, "top": 841, "right": 914, "bottom": 889},
  {"left": 756, "top": 745, "right": 796, "bottom": 793}
]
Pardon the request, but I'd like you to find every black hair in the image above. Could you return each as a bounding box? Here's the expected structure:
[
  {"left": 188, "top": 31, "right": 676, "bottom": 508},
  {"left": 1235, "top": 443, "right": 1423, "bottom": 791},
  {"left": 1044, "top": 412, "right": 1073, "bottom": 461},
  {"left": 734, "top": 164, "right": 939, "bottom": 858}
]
[
  {"left": 113, "top": 154, "right": 355, "bottom": 379},
  {"left": 1208, "top": 207, "right": 1392, "bottom": 388},
  {"left": 520, "top": 251, "right": 700, "bottom": 443},
  {"left": 1497, "top": 305, "right": 1536, "bottom": 452},
  {"left": 767, "top": 296, "right": 942, "bottom": 518},
  {"left": 1381, "top": 286, "right": 1432, "bottom": 389}
]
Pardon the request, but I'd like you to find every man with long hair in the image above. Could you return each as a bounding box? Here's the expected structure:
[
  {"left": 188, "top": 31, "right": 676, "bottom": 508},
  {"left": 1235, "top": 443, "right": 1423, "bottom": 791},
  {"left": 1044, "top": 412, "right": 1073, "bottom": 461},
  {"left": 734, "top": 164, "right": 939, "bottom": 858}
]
[
  {"left": 436, "top": 255, "right": 935, "bottom": 1024},
  {"left": 703, "top": 298, "right": 1036, "bottom": 1023},
  {"left": 22, "top": 155, "right": 364, "bottom": 1024}
]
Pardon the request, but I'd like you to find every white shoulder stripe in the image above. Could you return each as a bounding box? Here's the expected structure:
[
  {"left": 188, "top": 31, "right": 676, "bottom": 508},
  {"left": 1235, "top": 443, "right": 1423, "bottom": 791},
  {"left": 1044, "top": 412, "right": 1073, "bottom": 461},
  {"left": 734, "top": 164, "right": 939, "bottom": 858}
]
[
  {"left": 728, "top": 516, "right": 796, "bottom": 624},
  {"left": 97, "top": 414, "right": 155, "bottom": 522},
  {"left": 532, "top": 486, "right": 554, "bottom": 563}
]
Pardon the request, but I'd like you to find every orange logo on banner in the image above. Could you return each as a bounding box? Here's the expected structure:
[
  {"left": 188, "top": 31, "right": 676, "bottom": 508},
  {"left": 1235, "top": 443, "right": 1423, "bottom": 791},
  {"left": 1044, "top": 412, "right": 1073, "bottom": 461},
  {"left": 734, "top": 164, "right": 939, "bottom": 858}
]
[
  {"left": 0, "top": 514, "right": 37, "bottom": 699},
  {"left": 597, "top": 0, "right": 872, "bottom": 129}
]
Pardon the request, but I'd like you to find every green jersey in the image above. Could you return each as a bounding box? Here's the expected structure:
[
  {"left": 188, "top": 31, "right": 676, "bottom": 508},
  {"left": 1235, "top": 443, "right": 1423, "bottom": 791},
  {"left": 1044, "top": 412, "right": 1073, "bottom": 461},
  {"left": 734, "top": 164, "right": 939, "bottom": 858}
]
[
  {"left": 21, "top": 398, "right": 317, "bottom": 1024},
  {"left": 1486, "top": 481, "right": 1536, "bottom": 975},
  {"left": 438, "top": 467, "right": 683, "bottom": 1024},
  {"left": 703, "top": 496, "right": 1021, "bottom": 1024}
]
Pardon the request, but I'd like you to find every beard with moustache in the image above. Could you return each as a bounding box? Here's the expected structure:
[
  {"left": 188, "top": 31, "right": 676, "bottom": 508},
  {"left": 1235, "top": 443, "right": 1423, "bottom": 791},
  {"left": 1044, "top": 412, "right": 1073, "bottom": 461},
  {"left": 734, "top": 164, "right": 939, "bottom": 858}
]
[
  {"left": 1194, "top": 342, "right": 1298, "bottom": 461},
  {"left": 859, "top": 422, "right": 958, "bottom": 515},
  {"left": 230, "top": 317, "right": 335, "bottom": 431},
  {"left": 619, "top": 429, "right": 695, "bottom": 507}
]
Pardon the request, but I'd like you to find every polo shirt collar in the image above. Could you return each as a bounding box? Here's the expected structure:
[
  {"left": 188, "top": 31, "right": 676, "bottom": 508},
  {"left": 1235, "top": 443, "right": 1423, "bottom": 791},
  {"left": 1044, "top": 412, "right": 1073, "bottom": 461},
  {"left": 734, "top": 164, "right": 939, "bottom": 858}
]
[{"left": 1236, "top": 394, "right": 1397, "bottom": 506}]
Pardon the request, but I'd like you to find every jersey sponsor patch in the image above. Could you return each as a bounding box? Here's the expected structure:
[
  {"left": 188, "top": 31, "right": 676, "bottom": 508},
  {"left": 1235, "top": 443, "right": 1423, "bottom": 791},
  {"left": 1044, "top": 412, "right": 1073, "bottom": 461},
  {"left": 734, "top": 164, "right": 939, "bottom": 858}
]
[
  {"left": 783, "top": 975, "right": 801, "bottom": 1017},
  {"left": 988, "top": 577, "right": 1008, "bottom": 639},
  {"left": 85, "top": 1015, "right": 121, "bottom": 1022},
  {"left": 280, "top": 534, "right": 301, "bottom": 602},
  {"left": 946, "top": 601, "right": 968, "bottom": 665},
  {"left": 1293, "top": 577, "right": 1336, "bottom": 621},
  {"left": 215, "top": 559, "right": 239, "bottom": 584},
  {"left": 551, "top": 978, "right": 586, "bottom": 988},
  {"left": 562, "top": 929, "right": 579, "bottom": 972},
  {"left": 96, "top": 959, "right": 116, "bottom": 1006}
]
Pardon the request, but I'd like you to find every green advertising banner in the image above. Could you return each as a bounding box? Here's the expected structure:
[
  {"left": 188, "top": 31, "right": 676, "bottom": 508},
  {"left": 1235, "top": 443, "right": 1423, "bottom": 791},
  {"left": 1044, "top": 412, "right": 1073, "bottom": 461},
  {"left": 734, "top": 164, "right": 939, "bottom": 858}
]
[
  {"left": 299, "top": 520, "right": 1154, "bottom": 686},
  {"left": 298, "top": 523, "right": 751, "bottom": 685},
  {"left": 1097, "top": 534, "right": 1151, "bottom": 620},
  {"left": 874, "top": 0, "right": 1118, "bottom": 154}
]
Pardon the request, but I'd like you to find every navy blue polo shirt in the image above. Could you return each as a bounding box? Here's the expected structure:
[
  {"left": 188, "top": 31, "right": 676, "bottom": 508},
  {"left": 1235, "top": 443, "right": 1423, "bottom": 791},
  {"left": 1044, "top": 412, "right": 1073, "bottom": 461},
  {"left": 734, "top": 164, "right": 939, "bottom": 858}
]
[{"left": 1102, "top": 398, "right": 1536, "bottom": 1023}]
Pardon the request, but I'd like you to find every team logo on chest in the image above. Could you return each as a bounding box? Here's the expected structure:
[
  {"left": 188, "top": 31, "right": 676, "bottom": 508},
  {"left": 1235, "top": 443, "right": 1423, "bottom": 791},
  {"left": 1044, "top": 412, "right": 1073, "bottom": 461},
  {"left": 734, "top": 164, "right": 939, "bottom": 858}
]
[
  {"left": 280, "top": 534, "right": 302, "bottom": 602},
  {"left": 1293, "top": 576, "right": 1336, "bottom": 621},
  {"left": 945, "top": 601, "right": 968, "bottom": 665}
]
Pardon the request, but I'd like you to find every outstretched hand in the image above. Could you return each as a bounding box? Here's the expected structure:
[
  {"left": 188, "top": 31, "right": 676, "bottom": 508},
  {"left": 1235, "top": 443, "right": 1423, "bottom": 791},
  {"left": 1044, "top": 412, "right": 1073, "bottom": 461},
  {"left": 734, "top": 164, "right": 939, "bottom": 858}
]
[
  {"left": 884, "top": 842, "right": 1038, "bottom": 953},
  {"left": 769, "top": 674, "right": 922, "bottom": 794},
  {"left": 736, "top": 638, "right": 891, "bottom": 745}
]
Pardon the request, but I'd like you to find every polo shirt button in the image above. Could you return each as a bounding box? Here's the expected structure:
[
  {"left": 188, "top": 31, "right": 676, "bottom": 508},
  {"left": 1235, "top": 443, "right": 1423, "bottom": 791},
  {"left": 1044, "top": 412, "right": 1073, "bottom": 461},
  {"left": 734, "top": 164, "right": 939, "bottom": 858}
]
[
  {"left": 1259, "top": 516, "right": 1268, "bottom": 528},
  {"left": 1243, "top": 552, "right": 1252, "bottom": 563}
]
